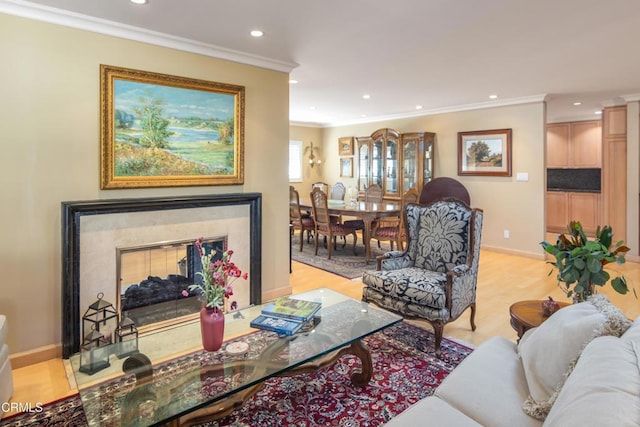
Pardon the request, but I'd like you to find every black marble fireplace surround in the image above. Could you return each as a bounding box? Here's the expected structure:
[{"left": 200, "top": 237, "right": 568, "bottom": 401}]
[{"left": 61, "top": 193, "right": 262, "bottom": 358}]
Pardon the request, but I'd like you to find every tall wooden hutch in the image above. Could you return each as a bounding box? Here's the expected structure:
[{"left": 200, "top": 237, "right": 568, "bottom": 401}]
[{"left": 356, "top": 128, "right": 435, "bottom": 200}]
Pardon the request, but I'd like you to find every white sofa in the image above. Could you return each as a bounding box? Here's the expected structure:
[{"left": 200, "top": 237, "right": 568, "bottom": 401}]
[
  {"left": 386, "top": 296, "right": 640, "bottom": 427},
  {"left": 0, "top": 315, "right": 13, "bottom": 416}
]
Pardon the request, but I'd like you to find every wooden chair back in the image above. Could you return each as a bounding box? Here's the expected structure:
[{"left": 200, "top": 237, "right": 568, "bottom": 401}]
[
  {"left": 419, "top": 177, "right": 470, "bottom": 206},
  {"left": 330, "top": 182, "right": 346, "bottom": 200},
  {"left": 311, "top": 182, "right": 329, "bottom": 195},
  {"left": 289, "top": 186, "right": 302, "bottom": 221},
  {"left": 310, "top": 187, "right": 331, "bottom": 231},
  {"left": 364, "top": 184, "right": 383, "bottom": 203}
]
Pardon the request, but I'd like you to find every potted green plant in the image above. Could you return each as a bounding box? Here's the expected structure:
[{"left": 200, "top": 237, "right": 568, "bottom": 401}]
[{"left": 540, "top": 221, "right": 634, "bottom": 302}]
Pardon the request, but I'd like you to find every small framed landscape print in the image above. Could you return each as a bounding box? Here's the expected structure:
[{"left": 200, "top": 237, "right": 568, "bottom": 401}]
[
  {"left": 338, "top": 137, "right": 354, "bottom": 156},
  {"left": 340, "top": 158, "right": 353, "bottom": 177},
  {"left": 458, "top": 129, "right": 512, "bottom": 177},
  {"left": 100, "top": 64, "right": 245, "bottom": 189}
]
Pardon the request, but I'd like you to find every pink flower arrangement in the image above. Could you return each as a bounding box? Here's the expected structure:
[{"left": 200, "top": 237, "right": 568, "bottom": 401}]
[{"left": 185, "top": 237, "right": 248, "bottom": 311}]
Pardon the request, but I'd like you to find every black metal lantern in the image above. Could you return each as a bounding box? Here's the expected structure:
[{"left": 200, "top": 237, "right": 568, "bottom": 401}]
[
  {"left": 82, "top": 292, "right": 118, "bottom": 345},
  {"left": 115, "top": 316, "right": 139, "bottom": 359},
  {"left": 79, "top": 326, "right": 111, "bottom": 375}
]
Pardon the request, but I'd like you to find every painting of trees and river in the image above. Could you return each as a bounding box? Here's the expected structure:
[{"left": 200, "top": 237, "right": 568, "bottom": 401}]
[{"left": 113, "top": 79, "right": 238, "bottom": 177}]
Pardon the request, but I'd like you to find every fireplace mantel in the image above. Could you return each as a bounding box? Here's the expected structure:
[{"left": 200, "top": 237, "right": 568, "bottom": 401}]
[{"left": 61, "top": 193, "right": 262, "bottom": 358}]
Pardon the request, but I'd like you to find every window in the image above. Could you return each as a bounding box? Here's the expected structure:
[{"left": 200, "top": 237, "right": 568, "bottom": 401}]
[{"left": 289, "top": 140, "right": 303, "bottom": 182}]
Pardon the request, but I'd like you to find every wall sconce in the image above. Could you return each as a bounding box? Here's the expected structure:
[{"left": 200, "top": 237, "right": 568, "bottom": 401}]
[{"left": 305, "top": 141, "right": 322, "bottom": 168}]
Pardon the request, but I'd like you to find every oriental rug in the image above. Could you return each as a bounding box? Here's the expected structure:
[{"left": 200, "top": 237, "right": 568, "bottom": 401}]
[
  {"left": 291, "top": 233, "right": 389, "bottom": 279},
  {"left": 1, "top": 322, "right": 472, "bottom": 427}
]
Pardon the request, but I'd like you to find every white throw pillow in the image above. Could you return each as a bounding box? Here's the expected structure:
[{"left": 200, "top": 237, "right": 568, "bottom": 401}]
[
  {"left": 517, "top": 294, "right": 630, "bottom": 420},
  {"left": 543, "top": 336, "right": 640, "bottom": 427}
]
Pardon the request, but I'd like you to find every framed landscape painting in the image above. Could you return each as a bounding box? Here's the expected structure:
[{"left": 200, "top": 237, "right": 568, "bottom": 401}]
[
  {"left": 100, "top": 65, "right": 245, "bottom": 189},
  {"left": 458, "top": 128, "right": 512, "bottom": 177}
]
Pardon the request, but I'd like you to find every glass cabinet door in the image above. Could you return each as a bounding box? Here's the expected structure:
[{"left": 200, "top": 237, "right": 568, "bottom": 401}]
[
  {"left": 423, "top": 139, "right": 433, "bottom": 185},
  {"left": 358, "top": 141, "right": 369, "bottom": 191},
  {"left": 402, "top": 140, "right": 417, "bottom": 191},
  {"left": 386, "top": 139, "right": 398, "bottom": 196},
  {"left": 371, "top": 138, "right": 384, "bottom": 187}
]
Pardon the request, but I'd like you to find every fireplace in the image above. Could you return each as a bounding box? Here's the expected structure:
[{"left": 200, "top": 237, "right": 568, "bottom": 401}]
[
  {"left": 61, "top": 193, "right": 262, "bottom": 358},
  {"left": 117, "top": 236, "right": 227, "bottom": 333}
]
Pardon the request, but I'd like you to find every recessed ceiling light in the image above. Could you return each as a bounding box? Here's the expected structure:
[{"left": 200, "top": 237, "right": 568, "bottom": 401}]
[
  {"left": 250, "top": 30, "right": 264, "bottom": 38},
  {"left": 362, "top": 94, "right": 371, "bottom": 100},
  {"left": 416, "top": 105, "right": 423, "bottom": 110},
  {"left": 130, "top": 0, "right": 147, "bottom": 4},
  {"left": 489, "top": 94, "right": 498, "bottom": 99},
  {"left": 309, "top": 106, "right": 316, "bottom": 110},
  {"left": 573, "top": 102, "right": 582, "bottom": 106},
  {"left": 361, "top": 114, "right": 367, "bottom": 118},
  {"left": 595, "top": 110, "right": 602, "bottom": 115},
  {"left": 289, "top": 79, "right": 298, "bottom": 84}
]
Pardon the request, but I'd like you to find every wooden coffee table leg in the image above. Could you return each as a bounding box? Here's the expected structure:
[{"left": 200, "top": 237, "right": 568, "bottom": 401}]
[
  {"left": 347, "top": 339, "right": 372, "bottom": 387},
  {"left": 168, "top": 339, "right": 373, "bottom": 426}
]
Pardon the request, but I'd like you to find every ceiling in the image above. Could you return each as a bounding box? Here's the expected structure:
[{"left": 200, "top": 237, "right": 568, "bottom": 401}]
[{"left": 6, "top": 0, "right": 640, "bottom": 126}]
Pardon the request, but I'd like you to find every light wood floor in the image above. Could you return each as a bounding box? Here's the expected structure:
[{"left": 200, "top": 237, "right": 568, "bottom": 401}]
[{"left": 5, "top": 249, "right": 640, "bottom": 417}]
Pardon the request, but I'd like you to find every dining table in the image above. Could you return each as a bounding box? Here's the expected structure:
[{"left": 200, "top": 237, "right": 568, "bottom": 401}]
[{"left": 298, "top": 199, "right": 401, "bottom": 264}]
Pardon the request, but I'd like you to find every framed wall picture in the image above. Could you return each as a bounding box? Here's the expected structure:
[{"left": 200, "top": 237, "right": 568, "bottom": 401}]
[
  {"left": 458, "top": 129, "right": 512, "bottom": 176},
  {"left": 340, "top": 158, "right": 353, "bottom": 177},
  {"left": 338, "top": 137, "right": 354, "bottom": 156},
  {"left": 100, "top": 65, "right": 245, "bottom": 189}
]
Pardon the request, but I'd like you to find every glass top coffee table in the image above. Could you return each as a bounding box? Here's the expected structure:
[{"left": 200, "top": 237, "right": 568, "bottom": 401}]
[{"left": 69, "top": 288, "right": 402, "bottom": 426}]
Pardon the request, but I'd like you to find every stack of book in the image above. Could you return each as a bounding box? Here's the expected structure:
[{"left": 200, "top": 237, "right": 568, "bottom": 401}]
[{"left": 250, "top": 296, "right": 322, "bottom": 336}]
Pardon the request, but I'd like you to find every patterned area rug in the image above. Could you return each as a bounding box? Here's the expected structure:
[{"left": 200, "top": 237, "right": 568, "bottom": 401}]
[
  {"left": 291, "top": 232, "right": 390, "bottom": 279},
  {"left": 1, "top": 322, "right": 472, "bottom": 427}
]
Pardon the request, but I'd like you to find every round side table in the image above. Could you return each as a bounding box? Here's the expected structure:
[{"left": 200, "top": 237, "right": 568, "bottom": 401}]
[{"left": 509, "top": 299, "right": 570, "bottom": 341}]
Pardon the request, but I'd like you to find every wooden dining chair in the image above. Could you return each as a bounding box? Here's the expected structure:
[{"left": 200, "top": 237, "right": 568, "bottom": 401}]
[
  {"left": 343, "top": 184, "right": 383, "bottom": 231},
  {"left": 330, "top": 182, "right": 346, "bottom": 201},
  {"left": 310, "top": 188, "right": 358, "bottom": 259},
  {"left": 311, "top": 182, "right": 329, "bottom": 195},
  {"left": 289, "top": 186, "right": 315, "bottom": 251},
  {"left": 370, "top": 188, "right": 419, "bottom": 251}
]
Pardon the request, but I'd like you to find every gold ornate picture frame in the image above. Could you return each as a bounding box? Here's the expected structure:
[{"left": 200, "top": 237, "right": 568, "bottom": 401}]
[
  {"left": 340, "top": 158, "right": 353, "bottom": 177},
  {"left": 100, "top": 65, "right": 245, "bottom": 189},
  {"left": 338, "top": 137, "right": 354, "bottom": 156}
]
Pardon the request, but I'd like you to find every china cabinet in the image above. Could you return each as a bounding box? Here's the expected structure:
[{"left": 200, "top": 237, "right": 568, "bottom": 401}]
[{"left": 356, "top": 128, "right": 434, "bottom": 200}]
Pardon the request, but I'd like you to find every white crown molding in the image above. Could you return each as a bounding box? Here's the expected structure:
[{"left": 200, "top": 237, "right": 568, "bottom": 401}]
[
  {"left": 0, "top": 0, "right": 298, "bottom": 73},
  {"left": 321, "top": 94, "right": 547, "bottom": 128},
  {"left": 622, "top": 94, "right": 640, "bottom": 102}
]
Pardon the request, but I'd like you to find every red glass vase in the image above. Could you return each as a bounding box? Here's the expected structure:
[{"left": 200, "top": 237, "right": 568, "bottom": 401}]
[{"left": 199, "top": 306, "right": 225, "bottom": 351}]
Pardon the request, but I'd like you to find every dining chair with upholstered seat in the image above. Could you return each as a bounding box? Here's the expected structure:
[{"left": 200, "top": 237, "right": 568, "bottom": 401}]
[
  {"left": 310, "top": 187, "right": 358, "bottom": 259},
  {"left": 369, "top": 188, "right": 419, "bottom": 251},
  {"left": 330, "top": 182, "right": 346, "bottom": 201},
  {"left": 343, "top": 184, "right": 383, "bottom": 231},
  {"left": 311, "top": 181, "right": 329, "bottom": 195},
  {"left": 289, "top": 186, "right": 315, "bottom": 251}
]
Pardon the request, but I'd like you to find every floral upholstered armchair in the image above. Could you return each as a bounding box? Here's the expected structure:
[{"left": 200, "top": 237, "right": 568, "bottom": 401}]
[{"left": 362, "top": 200, "right": 483, "bottom": 356}]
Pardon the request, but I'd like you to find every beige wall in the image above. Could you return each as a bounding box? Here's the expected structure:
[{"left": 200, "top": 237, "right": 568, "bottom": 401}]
[
  {"left": 289, "top": 125, "right": 325, "bottom": 196},
  {"left": 0, "top": 14, "right": 290, "bottom": 356},
  {"left": 316, "top": 103, "right": 547, "bottom": 257}
]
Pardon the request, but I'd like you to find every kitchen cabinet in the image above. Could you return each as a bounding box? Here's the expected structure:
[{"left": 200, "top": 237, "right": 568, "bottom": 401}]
[
  {"left": 602, "top": 105, "right": 627, "bottom": 242},
  {"left": 546, "top": 121, "right": 602, "bottom": 168},
  {"left": 546, "top": 191, "right": 602, "bottom": 235},
  {"left": 356, "top": 128, "right": 434, "bottom": 199}
]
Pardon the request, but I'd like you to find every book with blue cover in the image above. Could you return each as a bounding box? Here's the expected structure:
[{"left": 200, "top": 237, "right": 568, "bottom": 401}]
[
  {"left": 261, "top": 297, "right": 322, "bottom": 322},
  {"left": 250, "top": 314, "right": 305, "bottom": 336}
]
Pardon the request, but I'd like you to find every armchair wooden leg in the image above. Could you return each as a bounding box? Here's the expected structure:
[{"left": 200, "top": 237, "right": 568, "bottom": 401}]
[
  {"left": 469, "top": 303, "right": 477, "bottom": 331},
  {"left": 328, "top": 234, "right": 334, "bottom": 260},
  {"left": 432, "top": 321, "right": 444, "bottom": 358},
  {"left": 299, "top": 230, "right": 304, "bottom": 252}
]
